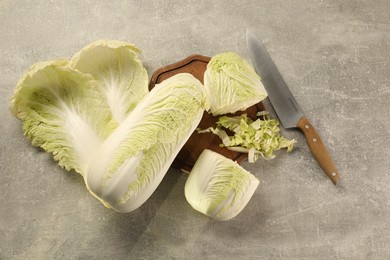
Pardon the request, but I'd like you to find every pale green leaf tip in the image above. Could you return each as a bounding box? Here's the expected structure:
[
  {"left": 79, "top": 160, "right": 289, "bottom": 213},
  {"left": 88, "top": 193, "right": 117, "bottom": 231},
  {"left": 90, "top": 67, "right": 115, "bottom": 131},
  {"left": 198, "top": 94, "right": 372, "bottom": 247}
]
[{"left": 69, "top": 39, "right": 142, "bottom": 67}]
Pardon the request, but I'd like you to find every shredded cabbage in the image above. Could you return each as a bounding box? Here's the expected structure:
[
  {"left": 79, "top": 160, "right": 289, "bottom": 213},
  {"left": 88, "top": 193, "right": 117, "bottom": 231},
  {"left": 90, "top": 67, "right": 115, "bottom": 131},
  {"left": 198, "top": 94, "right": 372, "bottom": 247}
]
[{"left": 197, "top": 112, "right": 296, "bottom": 163}]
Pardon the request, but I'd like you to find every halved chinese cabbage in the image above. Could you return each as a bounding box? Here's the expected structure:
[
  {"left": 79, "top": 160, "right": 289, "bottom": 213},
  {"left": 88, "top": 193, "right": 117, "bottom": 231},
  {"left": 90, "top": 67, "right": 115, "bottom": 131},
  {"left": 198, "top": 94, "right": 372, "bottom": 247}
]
[
  {"left": 204, "top": 52, "right": 267, "bottom": 115},
  {"left": 86, "top": 73, "right": 209, "bottom": 213},
  {"left": 185, "top": 149, "right": 259, "bottom": 221}
]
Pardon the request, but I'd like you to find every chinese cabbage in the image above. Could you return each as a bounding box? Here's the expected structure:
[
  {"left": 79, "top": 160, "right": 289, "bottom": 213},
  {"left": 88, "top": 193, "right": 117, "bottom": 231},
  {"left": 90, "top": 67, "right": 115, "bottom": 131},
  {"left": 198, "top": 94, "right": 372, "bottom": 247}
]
[
  {"left": 9, "top": 60, "right": 117, "bottom": 175},
  {"left": 204, "top": 52, "right": 267, "bottom": 115},
  {"left": 10, "top": 40, "right": 149, "bottom": 176},
  {"left": 70, "top": 40, "right": 149, "bottom": 124},
  {"left": 86, "top": 73, "right": 209, "bottom": 212},
  {"left": 185, "top": 149, "right": 259, "bottom": 221}
]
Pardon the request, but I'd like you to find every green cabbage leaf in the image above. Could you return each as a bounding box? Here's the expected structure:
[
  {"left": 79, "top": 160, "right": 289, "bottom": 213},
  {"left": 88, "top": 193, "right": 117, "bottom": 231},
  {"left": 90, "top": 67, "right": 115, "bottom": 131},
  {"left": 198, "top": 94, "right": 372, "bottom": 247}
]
[
  {"left": 9, "top": 60, "right": 117, "bottom": 175},
  {"left": 10, "top": 40, "right": 149, "bottom": 177},
  {"left": 70, "top": 40, "right": 149, "bottom": 124}
]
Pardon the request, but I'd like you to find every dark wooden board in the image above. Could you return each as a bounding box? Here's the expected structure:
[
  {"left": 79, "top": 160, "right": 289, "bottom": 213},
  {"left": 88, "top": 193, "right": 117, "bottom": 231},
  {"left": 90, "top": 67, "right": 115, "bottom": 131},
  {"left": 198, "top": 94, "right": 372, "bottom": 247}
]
[{"left": 149, "top": 54, "right": 265, "bottom": 173}]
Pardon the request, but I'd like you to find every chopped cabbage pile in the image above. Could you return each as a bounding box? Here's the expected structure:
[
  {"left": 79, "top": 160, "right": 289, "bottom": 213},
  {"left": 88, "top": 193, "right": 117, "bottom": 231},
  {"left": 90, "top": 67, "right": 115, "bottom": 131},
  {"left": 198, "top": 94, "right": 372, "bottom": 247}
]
[{"left": 197, "top": 112, "right": 296, "bottom": 163}]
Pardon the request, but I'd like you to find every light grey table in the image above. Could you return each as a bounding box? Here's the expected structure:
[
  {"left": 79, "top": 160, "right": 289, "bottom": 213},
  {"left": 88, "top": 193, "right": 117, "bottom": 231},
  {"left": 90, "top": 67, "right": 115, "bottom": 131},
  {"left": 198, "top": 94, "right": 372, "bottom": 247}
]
[{"left": 1, "top": 1, "right": 390, "bottom": 259}]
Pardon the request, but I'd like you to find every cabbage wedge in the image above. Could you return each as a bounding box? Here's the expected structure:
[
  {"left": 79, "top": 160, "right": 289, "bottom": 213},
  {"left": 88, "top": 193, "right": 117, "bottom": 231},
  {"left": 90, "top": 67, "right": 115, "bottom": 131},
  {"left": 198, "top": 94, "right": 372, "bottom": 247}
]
[
  {"left": 86, "top": 73, "right": 209, "bottom": 213},
  {"left": 185, "top": 149, "right": 259, "bottom": 221},
  {"left": 204, "top": 52, "right": 267, "bottom": 115}
]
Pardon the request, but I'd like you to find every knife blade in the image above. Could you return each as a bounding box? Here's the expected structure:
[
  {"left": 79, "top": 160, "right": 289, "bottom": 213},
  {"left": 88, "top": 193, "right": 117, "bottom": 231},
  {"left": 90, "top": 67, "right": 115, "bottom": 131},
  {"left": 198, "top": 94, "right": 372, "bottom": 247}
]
[{"left": 246, "top": 29, "right": 340, "bottom": 185}]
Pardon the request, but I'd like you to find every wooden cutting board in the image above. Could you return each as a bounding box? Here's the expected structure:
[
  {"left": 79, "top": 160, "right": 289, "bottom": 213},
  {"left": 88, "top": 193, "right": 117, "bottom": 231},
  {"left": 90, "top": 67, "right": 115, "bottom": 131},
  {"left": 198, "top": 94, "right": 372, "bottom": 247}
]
[{"left": 149, "top": 54, "right": 265, "bottom": 173}]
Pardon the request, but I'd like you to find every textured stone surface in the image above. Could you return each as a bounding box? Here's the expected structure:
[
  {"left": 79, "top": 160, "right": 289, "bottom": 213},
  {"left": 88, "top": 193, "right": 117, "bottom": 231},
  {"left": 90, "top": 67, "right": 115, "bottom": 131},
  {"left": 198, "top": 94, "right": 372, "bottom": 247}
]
[{"left": 1, "top": 1, "right": 390, "bottom": 259}]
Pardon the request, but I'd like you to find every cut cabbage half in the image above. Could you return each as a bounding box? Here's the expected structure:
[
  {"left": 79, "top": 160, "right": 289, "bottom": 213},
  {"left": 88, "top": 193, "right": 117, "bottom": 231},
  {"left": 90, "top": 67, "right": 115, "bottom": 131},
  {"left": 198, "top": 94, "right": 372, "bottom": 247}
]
[
  {"left": 204, "top": 52, "right": 267, "bottom": 115},
  {"left": 185, "top": 149, "right": 259, "bottom": 221}
]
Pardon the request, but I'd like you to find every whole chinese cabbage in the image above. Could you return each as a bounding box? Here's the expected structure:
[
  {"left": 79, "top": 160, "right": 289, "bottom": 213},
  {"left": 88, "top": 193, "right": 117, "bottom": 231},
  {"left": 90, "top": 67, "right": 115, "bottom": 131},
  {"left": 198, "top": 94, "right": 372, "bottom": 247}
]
[
  {"left": 86, "top": 73, "right": 209, "bottom": 212},
  {"left": 204, "top": 52, "right": 268, "bottom": 115}
]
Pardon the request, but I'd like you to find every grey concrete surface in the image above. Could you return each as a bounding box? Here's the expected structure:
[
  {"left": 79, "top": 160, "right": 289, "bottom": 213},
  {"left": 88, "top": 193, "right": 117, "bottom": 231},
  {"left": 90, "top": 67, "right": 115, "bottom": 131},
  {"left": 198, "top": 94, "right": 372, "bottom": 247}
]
[{"left": 1, "top": 0, "right": 390, "bottom": 259}]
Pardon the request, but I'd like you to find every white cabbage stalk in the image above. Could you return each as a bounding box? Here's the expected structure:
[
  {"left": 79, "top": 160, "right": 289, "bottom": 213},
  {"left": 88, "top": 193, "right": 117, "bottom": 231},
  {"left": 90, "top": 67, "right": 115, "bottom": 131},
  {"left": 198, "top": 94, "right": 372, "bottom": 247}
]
[
  {"left": 9, "top": 60, "right": 117, "bottom": 175},
  {"left": 185, "top": 149, "right": 259, "bottom": 221},
  {"left": 204, "top": 52, "right": 268, "bottom": 115},
  {"left": 86, "top": 73, "right": 209, "bottom": 213},
  {"left": 70, "top": 40, "right": 149, "bottom": 124}
]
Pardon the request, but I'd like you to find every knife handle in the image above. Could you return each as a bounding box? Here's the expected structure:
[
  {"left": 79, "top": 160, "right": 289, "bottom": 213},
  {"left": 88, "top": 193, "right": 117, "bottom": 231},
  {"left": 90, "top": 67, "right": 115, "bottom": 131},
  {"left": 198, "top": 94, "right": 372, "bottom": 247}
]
[{"left": 296, "top": 116, "right": 340, "bottom": 185}]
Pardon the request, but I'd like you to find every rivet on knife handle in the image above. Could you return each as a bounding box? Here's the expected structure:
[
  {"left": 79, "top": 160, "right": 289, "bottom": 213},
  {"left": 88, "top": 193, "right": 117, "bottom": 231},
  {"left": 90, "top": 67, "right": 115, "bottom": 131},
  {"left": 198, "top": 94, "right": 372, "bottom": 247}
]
[{"left": 296, "top": 116, "right": 340, "bottom": 185}]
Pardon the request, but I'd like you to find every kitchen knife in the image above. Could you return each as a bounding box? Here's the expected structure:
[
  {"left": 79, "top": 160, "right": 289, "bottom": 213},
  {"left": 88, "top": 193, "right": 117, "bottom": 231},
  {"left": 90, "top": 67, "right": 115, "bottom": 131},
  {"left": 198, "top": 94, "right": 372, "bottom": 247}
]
[{"left": 246, "top": 29, "right": 340, "bottom": 185}]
